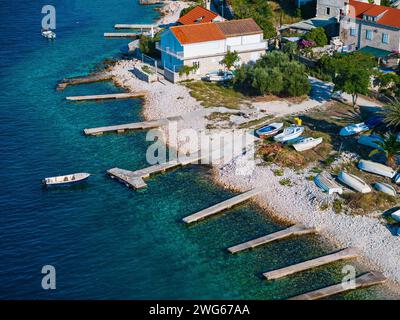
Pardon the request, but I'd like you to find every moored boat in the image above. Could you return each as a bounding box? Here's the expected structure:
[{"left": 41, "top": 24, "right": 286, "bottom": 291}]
[
  {"left": 339, "top": 122, "right": 369, "bottom": 136},
  {"left": 42, "top": 172, "right": 90, "bottom": 186},
  {"left": 373, "top": 182, "right": 397, "bottom": 197},
  {"left": 314, "top": 172, "right": 343, "bottom": 195},
  {"left": 255, "top": 123, "right": 283, "bottom": 138},
  {"left": 337, "top": 171, "right": 371, "bottom": 193},
  {"left": 357, "top": 135, "right": 384, "bottom": 150},
  {"left": 357, "top": 159, "right": 396, "bottom": 178},
  {"left": 293, "top": 137, "right": 323, "bottom": 152},
  {"left": 41, "top": 29, "right": 56, "bottom": 39},
  {"left": 274, "top": 125, "right": 304, "bottom": 143}
]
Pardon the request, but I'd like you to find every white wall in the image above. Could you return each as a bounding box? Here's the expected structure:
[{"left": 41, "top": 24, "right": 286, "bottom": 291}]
[{"left": 183, "top": 40, "right": 226, "bottom": 58}]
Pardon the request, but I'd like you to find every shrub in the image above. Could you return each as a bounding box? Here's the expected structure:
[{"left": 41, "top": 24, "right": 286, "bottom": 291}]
[
  {"left": 304, "top": 27, "right": 328, "bottom": 47},
  {"left": 279, "top": 178, "right": 292, "bottom": 186}
]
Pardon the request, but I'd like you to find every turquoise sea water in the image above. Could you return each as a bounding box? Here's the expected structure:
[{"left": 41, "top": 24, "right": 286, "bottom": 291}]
[{"left": 0, "top": 0, "right": 397, "bottom": 299}]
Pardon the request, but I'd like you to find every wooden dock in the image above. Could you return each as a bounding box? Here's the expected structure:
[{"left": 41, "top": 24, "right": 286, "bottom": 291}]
[
  {"left": 227, "top": 224, "right": 317, "bottom": 254},
  {"left": 114, "top": 24, "right": 157, "bottom": 29},
  {"left": 104, "top": 32, "right": 143, "bottom": 38},
  {"left": 263, "top": 248, "right": 359, "bottom": 280},
  {"left": 288, "top": 271, "right": 387, "bottom": 300},
  {"left": 182, "top": 187, "right": 265, "bottom": 224},
  {"left": 66, "top": 92, "right": 146, "bottom": 102},
  {"left": 84, "top": 118, "right": 172, "bottom": 136}
]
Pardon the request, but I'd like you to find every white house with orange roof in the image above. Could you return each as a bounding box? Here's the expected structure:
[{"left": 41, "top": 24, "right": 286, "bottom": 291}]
[{"left": 156, "top": 18, "right": 267, "bottom": 81}]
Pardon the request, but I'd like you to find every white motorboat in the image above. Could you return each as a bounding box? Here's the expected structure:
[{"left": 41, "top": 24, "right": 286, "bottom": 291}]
[
  {"left": 357, "top": 135, "right": 384, "bottom": 150},
  {"left": 255, "top": 123, "right": 283, "bottom": 138},
  {"left": 293, "top": 137, "right": 323, "bottom": 152},
  {"left": 274, "top": 126, "right": 304, "bottom": 143},
  {"left": 204, "top": 70, "right": 233, "bottom": 82},
  {"left": 42, "top": 172, "right": 90, "bottom": 186},
  {"left": 337, "top": 171, "right": 371, "bottom": 193},
  {"left": 42, "top": 29, "right": 56, "bottom": 39},
  {"left": 314, "top": 173, "right": 343, "bottom": 195},
  {"left": 391, "top": 209, "right": 400, "bottom": 222},
  {"left": 339, "top": 122, "right": 369, "bottom": 136},
  {"left": 357, "top": 159, "right": 396, "bottom": 178},
  {"left": 373, "top": 182, "right": 396, "bottom": 197}
]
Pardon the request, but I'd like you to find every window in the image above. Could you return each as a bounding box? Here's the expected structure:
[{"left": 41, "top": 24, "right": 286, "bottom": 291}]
[
  {"left": 382, "top": 33, "right": 389, "bottom": 44},
  {"left": 350, "top": 28, "right": 356, "bottom": 36},
  {"left": 366, "top": 30, "right": 373, "bottom": 40},
  {"left": 326, "top": 7, "right": 330, "bottom": 15},
  {"left": 193, "top": 61, "right": 200, "bottom": 69}
]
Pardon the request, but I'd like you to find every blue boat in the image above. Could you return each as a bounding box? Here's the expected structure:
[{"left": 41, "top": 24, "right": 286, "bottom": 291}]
[{"left": 255, "top": 122, "right": 283, "bottom": 138}]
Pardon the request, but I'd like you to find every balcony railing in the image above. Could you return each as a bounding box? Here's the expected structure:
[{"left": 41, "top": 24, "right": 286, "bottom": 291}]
[
  {"left": 155, "top": 42, "right": 184, "bottom": 59},
  {"left": 227, "top": 41, "right": 267, "bottom": 53}
]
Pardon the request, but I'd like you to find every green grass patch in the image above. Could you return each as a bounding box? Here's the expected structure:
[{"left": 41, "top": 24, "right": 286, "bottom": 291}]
[
  {"left": 272, "top": 168, "right": 284, "bottom": 176},
  {"left": 341, "top": 192, "right": 397, "bottom": 215},
  {"left": 332, "top": 199, "right": 344, "bottom": 214},
  {"left": 184, "top": 81, "right": 248, "bottom": 109},
  {"left": 279, "top": 178, "right": 292, "bottom": 186}
]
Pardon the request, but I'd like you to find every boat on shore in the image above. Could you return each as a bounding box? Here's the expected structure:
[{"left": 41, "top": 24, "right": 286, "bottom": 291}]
[
  {"left": 314, "top": 172, "right": 343, "bottom": 195},
  {"left": 274, "top": 125, "right": 304, "bottom": 143},
  {"left": 255, "top": 123, "right": 283, "bottom": 138},
  {"left": 357, "top": 135, "right": 384, "bottom": 150},
  {"left": 358, "top": 159, "right": 396, "bottom": 178},
  {"left": 391, "top": 209, "right": 400, "bottom": 222},
  {"left": 293, "top": 137, "right": 323, "bottom": 152},
  {"left": 42, "top": 172, "right": 90, "bottom": 187},
  {"left": 204, "top": 70, "right": 233, "bottom": 82},
  {"left": 373, "top": 182, "right": 397, "bottom": 197},
  {"left": 339, "top": 122, "right": 369, "bottom": 136},
  {"left": 337, "top": 171, "right": 371, "bottom": 193}
]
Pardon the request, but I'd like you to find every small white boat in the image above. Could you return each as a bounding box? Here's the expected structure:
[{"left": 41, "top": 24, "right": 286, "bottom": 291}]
[
  {"left": 339, "top": 122, "right": 369, "bottom": 136},
  {"left": 42, "top": 29, "right": 56, "bottom": 39},
  {"left": 274, "top": 126, "right": 304, "bottom": 143},
  {"left": 255, "top": 123, "right": 283, "bottom": 138},
  {"left": 204, "top": 70, "right": 233, "bottom": 82},
  {"left": 293, "top": 137, "right": 323, "bottom": 152},
  {"left": 373, "top": 182, "right": 396, "bottom": 196},
  {"left": 391, "top": 209, "right": 400, "bottom": 222},
  {"left": 357, "top": 135, "right": 384, "bottom": 150},
  {"left": 314, "top": 173, "right": 343, "bottom": 195},
  {"left": 357, "top": 159, "right": 396, "bottom": 178},
  {"left": 337, "top": 171, "right": 371, "bottom": 193},
  {"left": 42, "top": 172, "right": 90, "bottom": 186}
]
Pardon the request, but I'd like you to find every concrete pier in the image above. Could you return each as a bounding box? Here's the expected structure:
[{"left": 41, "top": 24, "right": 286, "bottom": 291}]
[
  {"left": 288, "top": 271, "right": 387, "bottom": 300},
  {"left": 104, "top": 32, "right": 143, "bottom": 38},
  {"left": 227, "top": 224, "right": 318, "bottom": 254},
  {"left": 66, "top": 92, "right": 146, "bottom": 101},
  {"left": 182, "top": 187, "right": 265, "bottom": 224},
  {"left": 114, "top": 24, "right": 157, "bottom": 29},
  {"left": 263, "top": 248, "right": 359, "bottom": 280}
]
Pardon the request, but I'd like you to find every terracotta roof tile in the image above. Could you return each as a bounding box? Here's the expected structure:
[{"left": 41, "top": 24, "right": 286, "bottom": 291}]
[
  {"left": 349, "top": 0, "right": 400, "bottom": 28},
  {"left": 170, "top": 23, "right": 226, "bottom": 44},
  {"left": 178, "top": 6, "right": 219, "bottom": 25},
  {"left": 216, "top": 18, "right": 263, "bottom": 37}
]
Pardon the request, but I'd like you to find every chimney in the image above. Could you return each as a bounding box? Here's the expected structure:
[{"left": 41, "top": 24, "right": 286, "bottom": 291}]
[{"left": 205, "top": 0, "right": 211, "bottom": 11}]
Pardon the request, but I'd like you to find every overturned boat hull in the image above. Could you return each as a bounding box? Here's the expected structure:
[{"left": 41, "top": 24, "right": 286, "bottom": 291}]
[
  {"left": 373, "top": 182, "right": 396, "bottom": 197},
  {"left": 358, "top": 159, "right": 396, "bottom": 178},
  {"left": 314, "top": 173, "right": 343, "bottom": 195},
  {"left": 337, "top": 171, "right": 371, "bottom": 193}
]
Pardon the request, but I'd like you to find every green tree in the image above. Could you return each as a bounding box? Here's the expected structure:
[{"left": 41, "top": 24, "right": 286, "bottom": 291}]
[
  {"left": 381, "top": 98, "right": 400, "bottom": 128},
  {"left": 252, "top": 67, "right": 283, "bottom": 95},
  {"left": 220, "top": 50, "right": 240, "bottom": 71},
  {"left": 282, "top": 41, "right": 298, "bottom": 59},
  {"left": 304, "top": 27, "right": 328, "bottom": 47},
  {"left": 282, "top": 62, "right": 311, "bottom": 97},
  {"left": 369, "top": 133, "right": 400, "bottom": 167},
  {"left": 331, "top": 53, "right": 376, "bottom": 109}
]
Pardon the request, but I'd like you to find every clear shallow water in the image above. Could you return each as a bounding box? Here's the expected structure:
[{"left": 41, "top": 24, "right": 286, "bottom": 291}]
[{"left": 0, "top": 0, "right": 396, "bottom": 299}]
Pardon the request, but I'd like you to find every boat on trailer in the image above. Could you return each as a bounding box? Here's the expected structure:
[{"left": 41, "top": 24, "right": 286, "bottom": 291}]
[
  {"left": 42, "top": 173, "right": 90, "bottom": 187},
  {"left": 293, "top": 137, "right": 323, "bottom": 152},
  {"left": 337, "top": 171, "right": 371, "bottom": 193},
  {"left": 357, "top": 159, "right": 396, "bottom": 178},
  {"left": 373, "top": 182, "right": 397, "bottom": 197},
  {"left": 314, "top": 173, "right": 343, "bottom": 195},
  {"left": 274, "top": 126, "right": 304, "bottom": 143},
  {"left": 255, "top": 123, "right": 283, "bottom": 138}
]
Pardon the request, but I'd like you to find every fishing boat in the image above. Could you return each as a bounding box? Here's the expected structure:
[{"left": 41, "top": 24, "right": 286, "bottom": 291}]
[
  {"left": 357, "top": 159, "right": 396, "bottom": 178},
  {"left": 357, "top": 135, "right": 383, "bottom": 150},
  {"left": 391, "top": 209, "right": 400, "bottom": 222},
  {"left": 373, "top": 182, "right": 397, "bottom": 196},
  {"left": 293, "top": 137, "right": 323, "bottom": 152},
  {"left": 204, "top": 70, "right": 233, "bottom": 82},
  {"left": 255, "top": 123, "right": 283, "bottom": 138},
  {"left": 274, "top": 125, "right": 304, "bottom": 143},
  {"left": 337, "top": 171, "right": 371, "bottom": 193},
  {"left": 314, "top": 173, "right": 343, "bottom": 195},
  {"left": 42, "top": 172, "right": 90, "bottom": 187},
  {"left": 41, "top": 29, "right": 56, "bottom": 39},
  {"left": 339, "top": 122, "right": 369, "bottom": 136}
]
